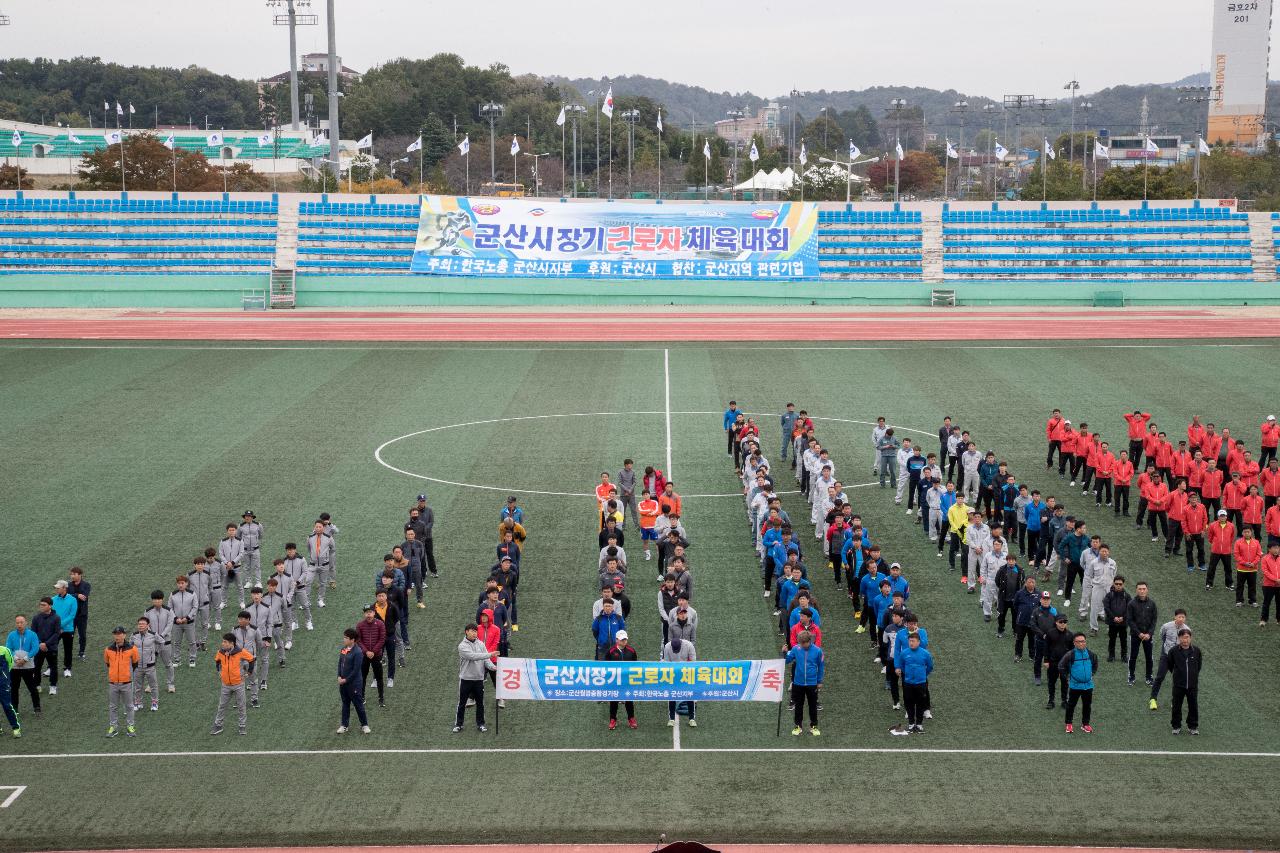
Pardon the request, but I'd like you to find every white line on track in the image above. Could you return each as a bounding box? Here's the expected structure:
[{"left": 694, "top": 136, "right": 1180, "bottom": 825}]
[
  {"left": 2, "top": 747, "right": 1275, "bottom": 759},
  {"left": 1, "top": 342, "right": 1277, "bottom": 352}
]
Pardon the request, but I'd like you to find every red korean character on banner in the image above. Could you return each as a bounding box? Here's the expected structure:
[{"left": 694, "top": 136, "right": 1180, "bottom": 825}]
[
  {"left": 501, "top": 668, "right": 522, "bottom": 691},
  {"left": 761, "top": 667, "right": 783, "bottom": 692}
]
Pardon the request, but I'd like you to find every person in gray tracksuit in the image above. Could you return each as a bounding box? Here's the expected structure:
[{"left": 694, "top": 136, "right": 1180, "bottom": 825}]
[
  {"left": 663, "top": 636, "right": 697, "bottom": 724},
  {"left": 871, "top": 419, "right": 888, "bottom": 477},
  {"left": 245, "top": 589, "right": 274, "bottom": 691},
  {"left": 218, "top": 525, "right": 246, "bottom": 609},
  {"left": 1077, "top": 537, "right": 1104, "bottom": 620},
  {"left": 187, "top": 558, "right": 214, "bottom": 645},
  {"left": 264, "top": 578, "right": 289, "bottom": 666},
  {"left": 307, "top": 521, "right": 335, "bottom": 606},
  {"left": 617, "top": 460, "right": 639, "bottom": 530},
  {"left": 129, "top": 617, "right": 160, "bottom": 711},
  {"left": 283, "top": 544, "right": 311, "bottom": 630},
  {"left": 169, "top": 575, "right": 199, "bottom": 666},
  {"left": 232, "top": 614, "right": 262, "bottom": 707},
  {"left": 960, "top": 443, "right": 983, "bottom": 504},
  {"left": 1085, "top": 546, "right": 1118, "bottom": 632},
  {"left": 319, "top": 513, "right": 339, "bottom": 589},
  {"left": 237, "top": 511, "right": 264, "bottom": 590},
  {"left": 268, "top": 562, "right": 295, "bottom": 650},
  {"left": 144, "top": 591, "right": 176, "bottom": 692}
]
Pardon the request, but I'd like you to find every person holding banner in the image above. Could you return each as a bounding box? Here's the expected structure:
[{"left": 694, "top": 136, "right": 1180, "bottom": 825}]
[
  {"left": 663, "top": 636, "right": 697, "bottom": 727},
  {"left": 454, "top": 623, "right": 496, "bottom": 733},
  {"left": 785, "top": 629, "right": 824, "bottom": 736},
  {"left": 605, "top": 629, "right": 638, "bottom": 730}
]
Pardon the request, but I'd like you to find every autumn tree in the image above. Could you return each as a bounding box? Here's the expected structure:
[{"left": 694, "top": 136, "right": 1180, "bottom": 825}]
[{"left": 0, "top": 164, "right": 33, "bottom": 189}]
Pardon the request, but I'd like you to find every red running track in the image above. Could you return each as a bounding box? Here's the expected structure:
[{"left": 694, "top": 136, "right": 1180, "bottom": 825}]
[{"left": 0, "top": 309, "right": 1276, "bottom": 342}]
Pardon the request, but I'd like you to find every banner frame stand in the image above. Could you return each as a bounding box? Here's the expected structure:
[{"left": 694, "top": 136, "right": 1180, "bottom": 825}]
[{"left": 776, "top": 699, "right": 783, "bottom": 737}]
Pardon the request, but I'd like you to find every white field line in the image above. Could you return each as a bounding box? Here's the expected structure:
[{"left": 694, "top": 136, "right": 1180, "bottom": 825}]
[{"left": 1, "top": 342, "right": 1277, "bottom": 352}]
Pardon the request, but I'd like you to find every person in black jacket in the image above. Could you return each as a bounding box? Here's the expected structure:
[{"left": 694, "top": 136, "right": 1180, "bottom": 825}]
[
  {"left": 1028, "top": 591, "right": 1060, "bottom": 684},
  {"left": 1167, "top": 628, "right": 1203, "bottom": 734},
  {"left": 336, "top": 628, "right": 369, "bottom": 734},
  {"left": 1042, "top": 613, "right": 1074, "bottom": 709},
  {"left": 31, "top": 598, "right": 63, "bottom": 695},
  {"left": 1125, "top": 582, "right": 1158, "bottom": 685},
  {"left": 1102, "top": 576, "right": 1132, "bottom": 663}
]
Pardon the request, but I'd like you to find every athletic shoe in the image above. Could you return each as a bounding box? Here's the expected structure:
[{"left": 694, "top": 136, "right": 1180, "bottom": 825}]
[
  {"left": 1149, "top": 698, "right": 1158, "bottom": 710},
  {"left": 452, "top": 726, "right": 463, "bottom": 733},
  {"left": 63, "top": 668, "right": 72, "bottom": 678},
  {"left": 126, "top": 725, "right": 136, "bottom": 737},
  {"left": 387, "top": 678, "right": 394, "bottom": 688},
  {"left": 512, "top": 625, "right": 520, "bottom": 632},
  {"left": 923, "top": 710, "right": 932, "bottom": 719},
  {"left": 1127, "top": 677, "right": 1135, "bottom": 685},
  {"left": 645, "top": 552, "right": 651, "bottom": 561},
  {"left": 48, "top": 686, "right": 57, "bottom": 696},
  {"left": 762, "top": 590, "right": 770, "bottom": 598},
  {"left": 1189, "top": 728, "right": 1199, "bottom": 735},
  {"left": 1235, "top": 602, "right": 1243, "bottom": 608},
  {"left": 961, "top": 576, "right": 968, "bottom": 585},
  {"left": 967, "top": 586, "right": 976, "bottom": 594},
  {"left": 214, "top": 622, "right": 221, "bottom": 631},
  {"left": 996, "top": 632, "right": 1004, "bottom": 638},
  {"left": 1069, "top": 481, "right": 1076, "bottom": 487},
  {"left": 336, "top": 726, "right": 348, "bottom": 734},
  {"left": 1226, "top": 582, "right": 1235, "bottom": 590},
  {"left": 1056, "top": 589, "right": 1064, "bottom": 596},
  {"left": 210, "top": 726, "right": 223, "bottom": 735},
  {"left": 1045, "top": 700, "right": 1055, "bottom": 709},
  {"left": 378, "top": 700, "right": 385, "bottom": 709},
  {"left": 417, "top": 602, "right": 425, "bottom": 609},
  {"left": 772, "top": 609, "right": 782, "bottom": 617},
  {"left": 361, "top": 725, "right": 371, "bottom": 734},
  {"left": 608, "top": 719, "right": 618, "bottom": 731},
  {"left": 306, "top": 621, "right": 314, "bottom": 631},
  {"left": 1062, "top": 599, "right": 1071, "bottom": 608},
  {"left": 628, "top": 717, "right": 638, "bottom": 729},
  {"left": 167, "top": 685, "right": 175, "bottom": 693},
  {"left": 291, "top": 622, "right": 298, "bottom": 631},
  {"left": 810, "top": 727, "right": 821, "bottom": 736},
  {"left": 1034, "top": 677, "right": 1041, "bottom": 686},
  {"left": 892, "top": 703, "right": 901, "bottom": 710},
  {"left": 284, "top": 641, "right": 293, "bottom": 650},
  {"left": 1145, "top": 676, "right": 1154, "bottom": 686},
  {"left": 1151, "top": 537, "right": 1158, "bottom": 542},
  {"left": 791, "top": 726, "right": 802, "bottom": 736},
  {"left": 497, "top": 699, "right": 506, "bottom": 709},
  {"left": 912, "top": 725, "right": 925, "bottom": 734},
  {"left": 150, "top": 701, "right": 158, "bottom": 712},
  {"left": 318, "top": 600, "right": 325, "bottom": 608},
  {"left": 688, "top": 719, "right": 697, "bottom": 727},
  {"left": 1082, "top": 725, "right": 1093, "bottom": 733},
  {"left": 855, "top": 626, "right": 866, "bottom": 634},
  {"left": 106, "top": 727, "right": 118, "bottom": 738},
  {"left": 1065, "top": 723, "right": 1073, "bottom": 734},
  {"left": 1205, "top": 585, "right": 1212, "bottom": 590},
  {"left": 10, "top": 729, "right": 19, "bottom": 738},
  {"left": 189, "top": 661, "right": 196, "bottom": 668},
  {"left": 667, "top": 719, "right": 675, "bottom": 727},
  {"left": 238, "top": 729, "right": 247, "bottom": 735},
  {"left": 1171, "top": 728, "right": 1180, "bottom": 735},
  {"left": 250, "top": 698, "right": 260, "bottom": 708}
]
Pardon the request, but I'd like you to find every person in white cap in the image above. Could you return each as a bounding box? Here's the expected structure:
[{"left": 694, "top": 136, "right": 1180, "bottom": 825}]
[
  {"left": 605, "top": 629, "right": 639, "bottom": 730},
  {"left": 238, "top": 511, "right": 264, "bottom": 590}
]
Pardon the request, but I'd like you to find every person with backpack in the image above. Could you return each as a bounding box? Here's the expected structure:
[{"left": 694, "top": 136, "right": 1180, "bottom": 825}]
[{"left": 1059, "top": 632, "right": 1099, "bottom": 733}]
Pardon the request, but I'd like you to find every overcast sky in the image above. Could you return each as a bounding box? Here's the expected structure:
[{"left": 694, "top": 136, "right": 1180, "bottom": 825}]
[{"left": 0, "top": 0, "right": 1246, "bottom": 98}]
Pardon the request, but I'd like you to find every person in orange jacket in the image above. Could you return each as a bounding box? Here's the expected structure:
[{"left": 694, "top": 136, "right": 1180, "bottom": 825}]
[
  {"left": 1046, "top": 409, "right": 1068, "bottom": 470},
  {"left": 1153, "top": 433, "right": 1175, "bottom": 482},
  {"left": 637, "top": 489, "right": 661, "bottom": 562},
  {"left": 1165, "top": 479, "right": 1189, "bottom": 558},
  {"left": 1113, "top": 451, "right": 1135, "bottom": 518},
  {"left": 211, "top": 632, "right": 254, "bottom": 735},
  {"left": 1145, "top": 473, "right": 1170, "bottom": 543},
  {"left": 1206, "top": 511, "right": 1237, "bottom": 591},
  {"left": 1242, "top": 484, "right": 1264, "bottom": 541},
  {"left": 1135, "top": 464, "right": 1157, "bottom": 529},
  {"left": 1261, "top": 459, "right": 1280, "bottom": 512},
  {"left": 1262, "top": 416, "right": 1280, "bottom": 467},
  {"left": 1182, "top": 493, "right": 1209, "bottom": 574},
  {"left": 1201, "top": 424, "right": 1224, "bottom": 463},
  {"left": 1093, "top": 441, "right": 1116, "bottom": 508},
  {"left": 1124, "top": 410, "right": 1152, "bottom": 466},
  {"left": 104, "top": 626, "right": 140, "bottom": 738},
  {"left": 1233, "top": 527, "right": 1262, "bottom": 607},
  {"left": 1223, "top": 472, "right": 1248, "bottom": 532},
  {"left": 1260, "top": 541, "right": 1280, "bottom": 625},
  {"left": 1200, "top": 460, "right": 1225, "bottom": 519},
  {"left": 1187, "top": 416, "right": 1207, "bottom": 455}
]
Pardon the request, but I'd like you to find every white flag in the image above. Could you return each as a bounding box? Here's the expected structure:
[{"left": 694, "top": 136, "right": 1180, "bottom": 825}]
[
  {"left": 510, "top": 135, "right": 520, "bottom": 156},
  {"left": 703, "top": 138, "right": 711, "bottom": 161},
  {"left": 656, "top": 110, "right": 663, "bottom": 133},
  {"left": 1094, "top": 140, "right": 1109, "bottom": 159},
  {"left": 849, "top": 140, "right": 861, "bottom": 161},
  {"left": 1198, "top": 136, "right": 1212, "bottom": 156},
  {"left": 10, "top": 130, "right": 20, "bottom": 148},
  {"left": 406, "top": 135, "right": 423, "bottom": 153},
  {"left": 601, "top": 86, "right": 614, "bottom": 119},
  {"left": 103, "top": 100, "right": 110, "bottom": 111},
  {"left": 946, "top": 140, "right": 958, "bottom": 160},
  {"left": 68, "top": 133, "right": 83, "bottom": 144},
  {"left": 1144, "top": 136, "right": 1159, "bottom": 153},
  {"left": 128, "top": 103, "right": 136, "bottom": 115},
  {"left": 207, "top": 132, "right": 223, "bottom": 146},
  {"left": 895, "top": 140, "right": 904, "bottom": 160},
  {"left": 994, "top": 141, "right": 1009, "bottom": 161},
  {"left": 1044, "top": 137, "right": 1056, "bottom": 160},
  {"left": 748, "top": 141, "right": 759, "bottom": 162},
  {"left": 115, "top": 101, "right": 123, "bottom": 116},
  {"left": 799, "top": 141, "right": 808, "bottom": 166},
  {"left": 458, "top": 134, "right": 470, "bottom": 155},
  {"left": 103, "top": 130, "right": 122, "bottom": 145},
  {"left": 356, "top": 132, "right": 373, "bottom": 150},
  {"left": 163, "top": 133, "right": 175, "bottom": 150},
  {"left": 556, "top": 105, "right": 566, "bottom": 127},
  {"left": 258, "top": 132, "right": 273, "bottom": 146}
]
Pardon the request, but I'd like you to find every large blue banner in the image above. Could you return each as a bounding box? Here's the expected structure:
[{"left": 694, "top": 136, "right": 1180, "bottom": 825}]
[
  {"left": 410, "top": 195, "right": 820, "bottom": 280},
  {"left": 495, "top": 657, "right": 786, "bottom": 702}
]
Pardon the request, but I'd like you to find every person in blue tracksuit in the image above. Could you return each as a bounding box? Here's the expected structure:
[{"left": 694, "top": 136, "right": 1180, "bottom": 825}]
[
  {"left": 1060, "top": 632, "right": 1099, "bottom": 733},
  {"left": 896, "top": 633, "right": 934, "bottom": 732},
  {"left": 1024, "top": 492, "right": 1047, "bottom": 569},
  {"left": 723, "top": 401, "right": 740, "bottom": 456},
  {"left": 857, "top": 565, "right": 885, "bottom": 635},
  {"left": 50, "top": 580, "right": 78, "bottom": 678},
  {"left": 785, "top": 631, "right": 824, "bottom": 735},
  {"left": 590, "top": 600, "right": 625, "bottom": 660}
]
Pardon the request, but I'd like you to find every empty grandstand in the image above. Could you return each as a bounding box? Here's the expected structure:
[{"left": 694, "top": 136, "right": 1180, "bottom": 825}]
[
  {"left": 816, "top": 208, "right": 924, "bottom": 279},
  {"left": 296, "top": 199, "right": 417, "bottom": 273}
]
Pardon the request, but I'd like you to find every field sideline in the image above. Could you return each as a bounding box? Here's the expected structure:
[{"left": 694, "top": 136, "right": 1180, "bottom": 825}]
[{"left": 2, "top": 327, "right": 1278, "bottom": 851}]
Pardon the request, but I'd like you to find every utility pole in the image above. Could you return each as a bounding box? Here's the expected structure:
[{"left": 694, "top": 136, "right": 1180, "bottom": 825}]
[
  {"left": 951, "top": 101, "right": 969, "bottom": 198},
  {"left": 324, "top": 0, "right": 340, "bottom": 180}
]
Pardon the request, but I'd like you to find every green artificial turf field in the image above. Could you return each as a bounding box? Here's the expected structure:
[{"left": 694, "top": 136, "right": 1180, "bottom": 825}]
[{"left": 1, "top": 339, "right": 1277, "bottom": 851}]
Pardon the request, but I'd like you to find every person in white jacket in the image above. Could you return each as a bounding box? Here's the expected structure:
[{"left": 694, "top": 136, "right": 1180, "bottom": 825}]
[
  {"left": 1077, "top": 535, "right": 1104, "bottom": 621},
  {"left": 980, "top": 537, "right": 1008, "bottom": 620},
  {"left": 1086, "top": 545, "right": 1118, "bottom": 633},
  {"left": 966, "top": 513, "right": 992, "bottom": 592},
  {"left": 960, "top": 443, "right": 983, "bottom": 504},
  {"left": 871, "top": 418, "right": 888, "bottom": 477}
]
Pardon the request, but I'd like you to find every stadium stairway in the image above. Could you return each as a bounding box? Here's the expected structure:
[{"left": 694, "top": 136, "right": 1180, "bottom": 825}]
[
  {"left": 273, "top": 199, "right": 300, "bottom": 271},
  {"left": 1250, "top": 213, "right": 1274, "bottom": 282},
  {"left": 921, "top": 212, "right": 944, "bottom": 283}
]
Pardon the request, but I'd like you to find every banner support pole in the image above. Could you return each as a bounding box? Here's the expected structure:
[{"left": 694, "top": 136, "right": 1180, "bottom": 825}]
[{"left": 776, "top": 699, "right": 783, "bottom": 737}]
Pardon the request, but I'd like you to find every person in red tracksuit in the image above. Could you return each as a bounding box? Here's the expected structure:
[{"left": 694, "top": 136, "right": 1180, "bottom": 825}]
[
  {"left": 1187, "top": 451, "right": 1207, "bottom": 500},
  {"left": 1134, "top": 465, "right": 1157, "bottom": 528},
  {"left": 1265, "top": 498, "right": 1280, "bottom": 549},
  {"left": 1046, "top": 409, "right": 1067, "bottom": 470},
  {"left": 1261, "top": 416, "right": 1280, "bottom": 467},
  {"left": 1113, "top": 451, "right": 1135, "bottom": 518},
  {"left": 1223, "top": 472, "right": 1248, "bottom": 532},
  {"left": 1070, "top": 424, "right": 1092, "bottom": 486},
  {"left": 1200, "top": 460, "right": 1225, "bottom": 519},
  {"left": 1236, "top": 450, "right": 1260, "bottom": 490},
  {"left": 1260, "top": 542, "right": 1280, "bottom": 625},
  {"left": 1187, "top": 417, "right": 1207, "bottom": 455},
  {"left": 1142, "top": 425, "right": 1162, "bottom": 474},
  {"left": 1182, "top": 493, "right": 1209, "bottom": 574},
  {"left": 1206, "top": 511, "right": 1236, "bottom": 591},
  {"left": 1242, "top": 485, "right": 1264, "bottom": 542},
  {"left": 1201, "top": 425, "right": 1224, "bottom": 464},
  {"left": 1153, "top": 433, "right": 1175, "bottom": 483},
  {"left": 1170, "top": 441, "right": 1193, "bottom": 486},
  {"left": 1093, "top": 442, "right": 1116, "bottom": 508},
  {"left": 1262, "top": 459, "right": 1280, "bottom": 512},
  {"left": 1165, "top": 480, "right": 1189, "bottom": 558},
  {"left": 1146, "top": 475, "right": 1170, "bottom": 543},
  {"left": 1124, "top": 411, "right": 1151, "bottom": 467},
  {"left": 1081, "top": 433, "right": 1102, "bottom": 496},
  {"left": 1059, "top": 422, "right": 1078, "bottom": 480},
  {"left": 1233, "top": 527, "right": 1261, "bottom": 607}
]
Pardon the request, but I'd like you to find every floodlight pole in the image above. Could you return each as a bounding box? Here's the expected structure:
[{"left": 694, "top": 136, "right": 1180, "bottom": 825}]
[
  {"left": 325, "top": 0, "right": 340, "bottom": 177},
  {"left": 271, "top": 0, "right": 317, "bottom": 131},
  {"left": 480, "top": 101, "right": 504, "bottom": 191},
  {"left": 889, "top": 99, "right": 907, "bottom": 203},
  {"left": 620, "top": 109, "right": 639, "bottom": 197}
]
